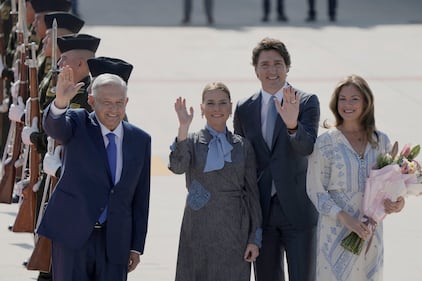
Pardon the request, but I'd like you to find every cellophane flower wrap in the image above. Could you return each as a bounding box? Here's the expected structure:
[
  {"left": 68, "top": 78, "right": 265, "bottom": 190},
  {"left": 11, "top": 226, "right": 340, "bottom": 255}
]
[{"left": 341, "top": 142, "right": 422, "bottom": 255}]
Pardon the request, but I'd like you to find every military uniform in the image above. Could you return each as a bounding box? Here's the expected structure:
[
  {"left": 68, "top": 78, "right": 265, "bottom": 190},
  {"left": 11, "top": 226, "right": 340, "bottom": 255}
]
[
  {"left": 2, "top": 0, "right": 15, "bottom": 69},
  {"left": 37, "top": 53, "right": 50, "bottom": 88},
  {"left": 0, "top": 0, "right": 15, "bottom": 155},
  {"left": 69, "top": 75, "right": 92, "bottom": 111},
  {"left": 30, "top": 33, "right": 101, "bottom": 154},
  {"left": 0, "top": 0, "right": 38, "bottom": 155},
  {"left": 24, "top": 11, "right": 87, "bottom": 154},
  {"left": 38, "top": 66, "right": 55, "bottom": 111},
  {"left": 39, "top": 12, "right": 85, "bottom": 112},
  {"left": 0, "top": 0, "right": 12, "bottom": 43},
  {"left": 0, "top": 1, "right": 11, "bottom": 155},
  {"left": 31, "top": 15, "right": 91, "bottom": 168}
]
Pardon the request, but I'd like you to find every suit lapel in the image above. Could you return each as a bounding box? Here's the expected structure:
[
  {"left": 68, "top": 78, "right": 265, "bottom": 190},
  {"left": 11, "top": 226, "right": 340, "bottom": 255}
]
[
  {"left": 118, "top": 122, "right": 133, "bottom": 186},
  {"left": 249, "top": 92, "right": 270, "bottom": 151},
  {"left": 272, "top": 98, "right": 285, "bottom": 148}
]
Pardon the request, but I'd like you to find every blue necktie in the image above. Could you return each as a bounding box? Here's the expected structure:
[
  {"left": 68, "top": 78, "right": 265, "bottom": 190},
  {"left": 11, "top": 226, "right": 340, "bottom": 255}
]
[
  {"left": 265, "top": 99, "right": 278, "bottom": 196},
  {"left": 98, "top": 133, "right": 117, "bottom": 224},
  {"left": 106, "top": 133, "right": 117, "bottom": 184},
  {"left": 265, "top": 98, "right": 277, "bottom": 148}
]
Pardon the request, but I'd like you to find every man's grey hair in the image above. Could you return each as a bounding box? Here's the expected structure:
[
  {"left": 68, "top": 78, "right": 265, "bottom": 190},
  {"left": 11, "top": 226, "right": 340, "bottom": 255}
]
[{"left": 91, "top": 73, "right": 127, "bottom": 97}]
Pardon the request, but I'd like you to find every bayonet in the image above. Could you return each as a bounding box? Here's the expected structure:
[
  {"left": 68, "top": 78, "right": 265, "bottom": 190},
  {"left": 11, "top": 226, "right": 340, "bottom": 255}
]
[
  {"left": 51, "top": 19, "right": 57, "bottom": 72},
  {"left": 50, "top": 19, "right": 58, "bottom": 93}
]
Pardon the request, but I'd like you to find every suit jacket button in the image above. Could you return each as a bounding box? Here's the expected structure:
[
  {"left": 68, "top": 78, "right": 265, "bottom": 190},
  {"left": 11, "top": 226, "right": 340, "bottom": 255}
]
[{"left": 110, "top": 189, "right": 115, "bottom": 194}]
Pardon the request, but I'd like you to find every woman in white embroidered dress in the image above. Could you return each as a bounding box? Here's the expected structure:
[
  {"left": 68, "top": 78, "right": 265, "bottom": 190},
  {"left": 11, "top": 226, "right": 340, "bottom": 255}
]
[{"left": 306, "top": 75, "right": 405, "bottom": 281}]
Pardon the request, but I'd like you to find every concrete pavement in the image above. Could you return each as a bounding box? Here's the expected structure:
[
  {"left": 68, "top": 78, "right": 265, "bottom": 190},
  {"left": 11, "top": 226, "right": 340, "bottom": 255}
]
[{"left": 1, "top": 0, "right": 422, "bottom": 280}]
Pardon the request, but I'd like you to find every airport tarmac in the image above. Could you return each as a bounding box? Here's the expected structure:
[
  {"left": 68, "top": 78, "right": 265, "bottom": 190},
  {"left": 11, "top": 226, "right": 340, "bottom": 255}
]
[{"left": 0, "top": 0, "right": 421, "bottom": 280}]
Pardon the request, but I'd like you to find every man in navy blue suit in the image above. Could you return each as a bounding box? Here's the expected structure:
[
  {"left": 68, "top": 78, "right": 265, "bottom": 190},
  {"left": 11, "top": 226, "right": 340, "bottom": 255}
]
[
  {"left": 37, "top": 65, "right": 151, "bottom": 281},
  {"left": 234, "top": 37, "right": 320, "bottom": 281}
]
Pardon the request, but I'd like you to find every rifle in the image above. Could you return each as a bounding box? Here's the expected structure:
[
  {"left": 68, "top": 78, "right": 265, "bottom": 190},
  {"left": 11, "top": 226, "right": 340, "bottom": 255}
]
[
  {"left": 26, "top": 137, "right": 57, "bottom": 272},
  {"left": 0, "top": 5, "right": 6, "bottom": 139},
  {"left": 26, "top": 235, "right": 51, "bottom": 272},
  {"left": 12, "top": 41, "right": 39, "bottom": 233},
  {"left": 26, "top": 20, "right": 58, "bottom": 271},
  {"left": 0, "top": 0, "right": 28, "bottom": 203}
]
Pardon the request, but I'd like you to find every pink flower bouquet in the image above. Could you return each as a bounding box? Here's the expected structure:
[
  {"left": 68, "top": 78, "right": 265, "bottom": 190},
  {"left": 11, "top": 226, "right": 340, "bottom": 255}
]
[{"left": 341, "top": 142, "right": 422, "bottom": 255}]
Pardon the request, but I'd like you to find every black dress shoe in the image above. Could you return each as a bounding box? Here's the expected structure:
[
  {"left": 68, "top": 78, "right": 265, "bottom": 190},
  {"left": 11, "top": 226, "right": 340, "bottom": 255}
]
[
  {"left": 277, "top": 14, "right": 288, "bottom": 22},
  {"left": 38, "top": 271, "right": 53, "bottom": 281},
  {"left": 306, "top": 15, "right": 316, "bottom": 22},
  {"left": 207, "top": 16, "right": 214, "bottom": 25},
  {"left": 329, "top": 14, "right": 336, "bottom": 22},
  {"left": 261, "top": 15, "right": 269, "bottom": 22},
  {"left": 181, "top": 17, "right": 190, "bottom": 24}
]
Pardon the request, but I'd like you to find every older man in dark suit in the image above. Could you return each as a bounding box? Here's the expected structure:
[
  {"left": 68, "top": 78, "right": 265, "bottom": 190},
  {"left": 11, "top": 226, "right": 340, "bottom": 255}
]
[
  {"left": 233, "top": 37, "right": 320, "bottom": 281},
  {"left": 37, "top": 65, "right": 151, "bottom": 281}
]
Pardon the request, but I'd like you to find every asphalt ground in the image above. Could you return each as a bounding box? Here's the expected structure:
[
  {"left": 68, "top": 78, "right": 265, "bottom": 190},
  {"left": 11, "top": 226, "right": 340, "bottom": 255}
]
[{"left": 0, "top": 0, "right": 422, "bottom": 280}]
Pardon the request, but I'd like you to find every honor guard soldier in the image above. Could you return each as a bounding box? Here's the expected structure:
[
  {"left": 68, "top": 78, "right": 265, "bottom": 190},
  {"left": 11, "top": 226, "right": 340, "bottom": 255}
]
[
  {"left": 57, "top": 33, "right": 100, "bottom": 110},
  {"left": 0, "top": 0, "right": 35, "bottom": 156},
  {"left": 8, "top": 18, "right": 88, "bottom": 155},
  {"left": 30, "top": 0, "right": 71, "bottom": 82},
  {"left": 0, "top": 0, "right": 13, "bottom": 45},
  {"left": 21, "top": 33, "right": 100, "bottom": 158},
  {"left": 0, "top": 0, "right": 13, "bottom": 155},
  {"left": 31, "top": 0, "right": 71, "bottom": 41},
  {"left": 39, "top": 12, "right": 84, "bottom": 111}
]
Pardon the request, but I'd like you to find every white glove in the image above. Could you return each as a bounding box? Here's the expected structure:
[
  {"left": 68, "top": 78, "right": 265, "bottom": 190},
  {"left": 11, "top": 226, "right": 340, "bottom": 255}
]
[
  {"left": 13, "top": 63, "right": 19, "bottom": 82},
  {"left": 32, "top": 178, "right": 42, "bottom": 192},
  {"left": 8, "top": 96, "right": 25, "bottom": 122},
  {"left": 21, "top": 116, "right": 39, "bottom": 145},
  {"left": 0, "top": 98, "right": 9, "bottom": 113},
  {"left": 0, "top": 56, "right": 4, "bottom": 74},
  {"left": 11, "top": 80, "right": 19, "bottom": 99},
  {"left": 43, "top": 145, "right": 62, "bottom": 177}
]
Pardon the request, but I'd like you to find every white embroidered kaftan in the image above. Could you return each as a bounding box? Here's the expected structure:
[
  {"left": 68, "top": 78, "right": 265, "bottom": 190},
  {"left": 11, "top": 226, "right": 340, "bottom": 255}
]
[{"left": 307, "top": 128, "right": 391, "bottom": 281}]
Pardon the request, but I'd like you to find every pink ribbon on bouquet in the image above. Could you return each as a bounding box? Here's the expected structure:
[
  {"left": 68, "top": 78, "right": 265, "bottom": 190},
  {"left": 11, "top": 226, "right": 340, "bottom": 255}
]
[
  {"left": 362, "top": 164, "right": 417, "bottom": 254},
  {"left": 363, "top": 164, "right": 416, "bottom": 223},
  {"left": 362, "top": 215, "right": 377, "bottom": 255}
]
